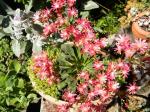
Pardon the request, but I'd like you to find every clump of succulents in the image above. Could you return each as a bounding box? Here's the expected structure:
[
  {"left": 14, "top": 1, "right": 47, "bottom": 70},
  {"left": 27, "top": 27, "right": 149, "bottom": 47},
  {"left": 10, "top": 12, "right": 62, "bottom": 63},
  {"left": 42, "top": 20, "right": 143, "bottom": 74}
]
[{"left": 26, "top": 0, "right": 150, "bottom": 111}]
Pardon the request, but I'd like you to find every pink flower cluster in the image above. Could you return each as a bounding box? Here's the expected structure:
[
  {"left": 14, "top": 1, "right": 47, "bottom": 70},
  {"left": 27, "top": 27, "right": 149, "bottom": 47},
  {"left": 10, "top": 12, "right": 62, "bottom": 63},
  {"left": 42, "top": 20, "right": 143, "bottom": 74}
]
[
  {"left": 33, "top": 0, "right": 109, "bottom": 56},
  {"left": 82, "top": 38, "right": 107, "bottom": 56},
  {"left": 31, "top": 1, "right": 149, "bottom": 111},
  {"left": 115, "top": 35, "right": 148, "bottom": 58},
  {"left": 32, "top": 52, "right": 57, "bottom": 85},
  {"left": 59, "top": 60, "right": 131, "bottom": 111},
  {"left": 33, "top": 0, "right": 77, "bottom": 37}
]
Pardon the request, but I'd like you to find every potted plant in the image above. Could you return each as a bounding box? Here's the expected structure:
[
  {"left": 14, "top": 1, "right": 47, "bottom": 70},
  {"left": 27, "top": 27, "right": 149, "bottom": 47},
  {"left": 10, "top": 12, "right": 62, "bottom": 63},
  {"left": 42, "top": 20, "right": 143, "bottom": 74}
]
[
  {"left": 26, "top": 0, "right": 150, "bottom": 111},
  {"left": 132, "top": 11, "right": 150, "bottom": 40},
  {"left": 119, "top": 0, "right": 150, "bottom": 39}
]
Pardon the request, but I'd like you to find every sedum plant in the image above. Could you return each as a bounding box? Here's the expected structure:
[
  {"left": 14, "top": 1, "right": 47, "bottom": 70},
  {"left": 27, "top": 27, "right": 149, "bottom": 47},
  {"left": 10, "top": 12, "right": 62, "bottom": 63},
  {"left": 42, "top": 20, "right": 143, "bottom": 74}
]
[{"left": 26, "top": 0, "right": 150, "bottom": 111}]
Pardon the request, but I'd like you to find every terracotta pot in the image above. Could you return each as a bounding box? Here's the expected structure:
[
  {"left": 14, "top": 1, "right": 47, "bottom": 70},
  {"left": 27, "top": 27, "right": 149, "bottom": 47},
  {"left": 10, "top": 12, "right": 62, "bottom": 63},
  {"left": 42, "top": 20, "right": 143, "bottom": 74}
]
[{"left": 132, "top": 11, "right": 150, "bottom": 40}]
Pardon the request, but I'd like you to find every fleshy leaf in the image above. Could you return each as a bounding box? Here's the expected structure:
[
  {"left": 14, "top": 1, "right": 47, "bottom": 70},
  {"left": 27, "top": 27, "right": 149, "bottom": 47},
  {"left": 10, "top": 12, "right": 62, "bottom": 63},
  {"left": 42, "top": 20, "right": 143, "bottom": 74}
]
[
  {"left": 84, "top": 0, "right": 99, "bottom": 10},
  {"left": 32, "top": 39, "right": 43, "bottom": 54},
  {"left": 11, "top": 39, "right": 21, "bottom": 57},
  {"left": 80, "top": 11, "right": 89, "bottom": 18}
]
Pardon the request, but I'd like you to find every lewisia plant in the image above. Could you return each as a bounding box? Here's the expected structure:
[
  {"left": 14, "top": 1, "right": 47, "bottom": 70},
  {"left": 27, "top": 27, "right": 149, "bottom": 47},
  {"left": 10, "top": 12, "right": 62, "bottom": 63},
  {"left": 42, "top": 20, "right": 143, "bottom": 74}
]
[{"left": 28, "top": 0, "right": 150, "bottom": 111}]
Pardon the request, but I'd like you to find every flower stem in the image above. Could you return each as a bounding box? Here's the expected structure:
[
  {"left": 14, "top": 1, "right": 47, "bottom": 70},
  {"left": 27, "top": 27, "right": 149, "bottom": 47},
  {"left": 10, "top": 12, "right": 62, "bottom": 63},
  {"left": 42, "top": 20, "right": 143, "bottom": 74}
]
[{"left": 96, "top": 2, "right": 110, "bottom": 12}]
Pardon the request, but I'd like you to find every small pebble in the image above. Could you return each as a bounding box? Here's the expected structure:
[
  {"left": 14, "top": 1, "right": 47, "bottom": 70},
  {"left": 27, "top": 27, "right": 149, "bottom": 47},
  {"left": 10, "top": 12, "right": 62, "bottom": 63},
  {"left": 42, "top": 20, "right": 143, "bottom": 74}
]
[{"left": 144, "top": 21, "right": 149, "bottom": 26}]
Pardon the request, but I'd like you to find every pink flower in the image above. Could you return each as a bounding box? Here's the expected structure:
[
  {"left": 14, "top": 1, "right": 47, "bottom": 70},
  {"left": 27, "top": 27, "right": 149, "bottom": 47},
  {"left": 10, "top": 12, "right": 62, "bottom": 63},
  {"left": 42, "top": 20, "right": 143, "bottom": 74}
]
[
  {"left": 78, "top": 71, "right": 89, "bottom": 80},
  {"left": 42, "top": 8, "right": 51, "bottom": 19},
  {"left": 108, "top": 81, "right": 120, "bottom": 91},
  {"left": 67, "top": 7, "right": 78, "bottom": 17},
  {"left": 101, "top": 93, "right": 111, "bottom": 102},
  {"left": 121, "top": 64, "right": 130, "bottom": 78},
  {"left": 43, "top": 23, "right": 57, "bottom": 36},
  {"left": 67, "top": 0, "right": 76, "bottom": 7},
  {"left": 115, "top": 35, "right": 131, "bottom": 54},
  {"left": 88, "top": 79, "right": 96, "bottom": 85},
  {"left": 51, "top": 0, "right": 65, "bottom": 10},
  {"left": 107, "top": 62, "right": 116, "bottom": 71},
  {"left": 93, "top": 60, "right": 104, "bottom": 70},
  {"left": 33, "top": 9, "right": 52, "bottom": 23},
  {"left": 111, "top": 82, "right": 120, "bottom": 90},
  {"left": 93, "top": 87, "right": 107, "bottom": 97},
  {"left": 127, "top": 83, "right": 140, "bottom": 94},
  {"left": 57, "top": 104, "right": 69, "bottom": 112},
  {"left": 77, "top": 82, "right": 88, "bottom": 94},
  {"left": 79, "top": 102, "right": 91, "bottom": 112},
  {"left": 116, "top": 61, "right": 130, "bottom": 78},
  {"left": 115, "top": 45, "right": 123, "bottom": 54},
  {"left": 55, "top": 17, "right": 66, "bottom": 26},
  {"left": 116, "top": 61, "right": 124, "bottom": 69},
  {"left": 33, "top": 11, "right": 41, "bottom": 22},
  {"left": 62, "top": 91, "right": 76, "bottom": 103},
  {"left": 85, "top": 31, "right": 96, "bottom": 41},
  {"left": 125, "top": 48, "right": 136, "bottom": 58},
  {"left": 96, "top": 89, "right": 107, "bottom": 97},
  {"left": 88, "top": 91, "right": 96, "bottom": 100},
  {"left": 116, "top": 35, "right": 130, "bottom": 46},
  {"left": 107, "top": 71, "right": 116, "bottom": 80},
  {"left": 99, "top": 38, "right": 108, "bottom": 48},
  {"left": 82, "top": 42, "right": 97, "bottom": 56},
  {"left": 96, "top": 74, "right": 107, "bottom": 84},
  {"left": 52, "top": 2, "right": 60, "bottom": 10},
  {"left": 60, "top": 29, "right": 70, "bottom": 40},
  {"left": 76, "top": 18, "right": 91, "bottom": 29},
  {"left": 93, "top": 44, "right": 101, "bottom": 52},
  {"left": 132, "top": 39, "right": 148, "bottom": 54}
]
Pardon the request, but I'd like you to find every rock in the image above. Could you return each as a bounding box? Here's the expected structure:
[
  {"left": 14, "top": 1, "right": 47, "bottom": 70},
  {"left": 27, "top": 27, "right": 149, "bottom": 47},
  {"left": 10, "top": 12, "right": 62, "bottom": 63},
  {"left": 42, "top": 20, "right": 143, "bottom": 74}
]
[
  {"left": 127, "top": 95, "right": 147, "bottom": 111},
  {"left": 107, "top": 102, "right": 119, "bottom": 112}
]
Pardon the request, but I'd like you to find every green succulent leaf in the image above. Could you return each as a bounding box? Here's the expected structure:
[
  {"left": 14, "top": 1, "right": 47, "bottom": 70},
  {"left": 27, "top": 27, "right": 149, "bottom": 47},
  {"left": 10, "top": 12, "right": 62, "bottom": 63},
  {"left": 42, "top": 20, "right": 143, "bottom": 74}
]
[{"left": 57, "top": 81, "right": 67, "bottom": 90}]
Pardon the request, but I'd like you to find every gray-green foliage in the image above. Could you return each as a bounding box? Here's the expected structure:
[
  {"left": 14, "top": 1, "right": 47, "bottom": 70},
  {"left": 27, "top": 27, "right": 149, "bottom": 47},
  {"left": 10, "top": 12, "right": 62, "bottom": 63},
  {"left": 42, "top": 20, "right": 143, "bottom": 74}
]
[
  {"left": 84, "top": 0, "right": 99, "bottom": 10},
  {"left": 0, "top": 8, "right": 44, "bottom": 57},
  {"left": 0, "top": 38, "right": 37, "bottom": 112},
  {"left": 80, "top": 0, "right": 99, "bottom": 18}
]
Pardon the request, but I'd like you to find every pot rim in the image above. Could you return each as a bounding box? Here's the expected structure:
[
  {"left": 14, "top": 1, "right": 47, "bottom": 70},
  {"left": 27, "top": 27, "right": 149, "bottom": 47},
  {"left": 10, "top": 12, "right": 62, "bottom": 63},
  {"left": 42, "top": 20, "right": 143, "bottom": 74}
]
[
  {"left": 31, "top": 79, "right": 68, "bottom": 105},
  {"left": 132, "top": 11, "right": 150, "bottom": 22}
]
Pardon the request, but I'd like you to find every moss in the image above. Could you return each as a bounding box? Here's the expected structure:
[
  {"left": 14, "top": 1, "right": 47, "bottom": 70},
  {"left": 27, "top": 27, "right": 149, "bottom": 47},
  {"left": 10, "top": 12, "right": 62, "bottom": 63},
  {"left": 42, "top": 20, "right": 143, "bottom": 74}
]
[{"left": 27, "top": 60, "right": 61, "bottom": 99}]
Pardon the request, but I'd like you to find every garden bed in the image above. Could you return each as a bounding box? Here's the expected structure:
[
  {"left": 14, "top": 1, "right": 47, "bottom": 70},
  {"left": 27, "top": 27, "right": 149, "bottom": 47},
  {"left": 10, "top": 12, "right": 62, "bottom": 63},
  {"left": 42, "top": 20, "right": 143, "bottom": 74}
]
[{"left": 0, "top": 0, "right": 150, "bottom": 112}]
